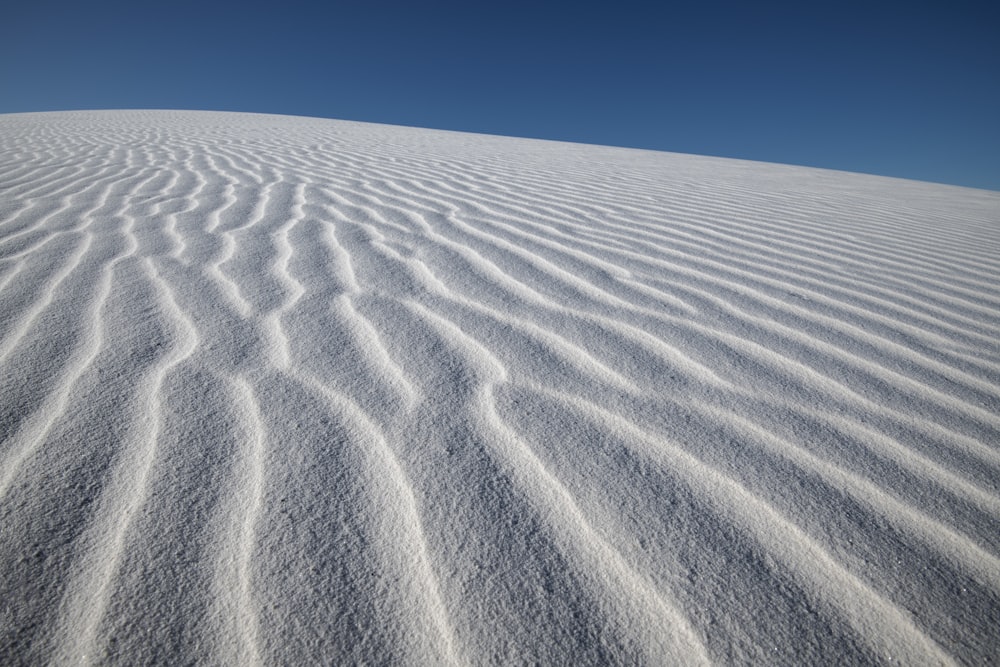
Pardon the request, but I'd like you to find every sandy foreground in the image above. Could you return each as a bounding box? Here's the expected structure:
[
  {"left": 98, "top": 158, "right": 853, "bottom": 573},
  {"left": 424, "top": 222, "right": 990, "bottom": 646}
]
[{"left": 1, "top": 110, "right": 998, "bottom": 665}]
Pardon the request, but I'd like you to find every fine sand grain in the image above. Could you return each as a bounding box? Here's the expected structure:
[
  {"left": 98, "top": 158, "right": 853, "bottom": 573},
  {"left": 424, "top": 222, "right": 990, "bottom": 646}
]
[{"left": 1, "top": 110, "right": 998, "bottom": 665}]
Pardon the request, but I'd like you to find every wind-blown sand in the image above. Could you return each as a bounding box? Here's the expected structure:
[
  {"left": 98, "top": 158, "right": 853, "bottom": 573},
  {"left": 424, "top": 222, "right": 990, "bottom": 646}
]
[{"left": 1, "top": 110, "right": 998, "bottom": 665}]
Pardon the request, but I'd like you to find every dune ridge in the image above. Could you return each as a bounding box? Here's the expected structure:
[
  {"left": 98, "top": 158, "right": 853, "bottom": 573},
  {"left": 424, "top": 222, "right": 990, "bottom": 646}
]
[{"left": 1, "top": 110, "right": 998, "bottom": 665}]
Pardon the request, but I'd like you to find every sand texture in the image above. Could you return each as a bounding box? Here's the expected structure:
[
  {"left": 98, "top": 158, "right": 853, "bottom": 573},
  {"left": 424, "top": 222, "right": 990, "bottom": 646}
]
[{"left": 1, "top": 110, "right": 999, "bottom": 665}]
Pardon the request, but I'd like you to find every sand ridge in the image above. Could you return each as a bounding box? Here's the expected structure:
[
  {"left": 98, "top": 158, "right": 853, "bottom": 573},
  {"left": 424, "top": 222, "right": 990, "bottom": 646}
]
[{"left": 1, "top": 110, "right": 998, "bottom": 665}]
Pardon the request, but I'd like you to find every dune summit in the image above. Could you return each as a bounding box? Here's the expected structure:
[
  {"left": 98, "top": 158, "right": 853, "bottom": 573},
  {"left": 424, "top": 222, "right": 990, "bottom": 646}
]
[{"left": 1, "top": 109, "right": 998, "bottom": 665}]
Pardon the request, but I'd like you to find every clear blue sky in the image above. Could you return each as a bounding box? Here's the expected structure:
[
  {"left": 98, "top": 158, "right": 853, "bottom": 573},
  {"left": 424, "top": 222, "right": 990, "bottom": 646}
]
[{"left": 2, "top": 0, "right": 998, "bottom": 190}]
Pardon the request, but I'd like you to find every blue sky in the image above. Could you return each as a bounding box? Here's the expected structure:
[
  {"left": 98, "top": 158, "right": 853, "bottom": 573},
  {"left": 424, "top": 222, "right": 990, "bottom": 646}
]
[{"left": 2, "top": 0, "right": 998, "bottom": 190}]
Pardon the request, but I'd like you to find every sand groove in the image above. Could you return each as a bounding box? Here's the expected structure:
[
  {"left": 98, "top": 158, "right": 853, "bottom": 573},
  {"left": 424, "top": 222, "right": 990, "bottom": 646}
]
[{"left": 1, "top": 110, "right": 998, "bottom": 665}]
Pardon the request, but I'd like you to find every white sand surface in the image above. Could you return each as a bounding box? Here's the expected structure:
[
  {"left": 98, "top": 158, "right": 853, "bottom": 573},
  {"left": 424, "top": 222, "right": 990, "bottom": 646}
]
[{"left": 1, "top": 109, "right": 998, "bottom": 665}]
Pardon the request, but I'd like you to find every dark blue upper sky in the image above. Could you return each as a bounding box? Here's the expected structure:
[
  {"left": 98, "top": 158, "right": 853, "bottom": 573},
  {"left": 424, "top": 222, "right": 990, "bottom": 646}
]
[{"left": 3, "top": 0, "right": 998, "bottom": 190}]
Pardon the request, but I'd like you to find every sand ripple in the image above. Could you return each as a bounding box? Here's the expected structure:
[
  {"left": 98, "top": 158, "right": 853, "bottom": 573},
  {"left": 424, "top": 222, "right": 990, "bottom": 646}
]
[{"left": 1, "top": 110, "right": 999, "bottom": 665}]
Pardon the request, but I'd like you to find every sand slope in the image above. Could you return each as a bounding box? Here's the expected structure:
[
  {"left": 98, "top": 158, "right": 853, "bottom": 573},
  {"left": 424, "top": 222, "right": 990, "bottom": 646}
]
[{"left": 1, "top": 110, "right": 998, "bottom": 665}]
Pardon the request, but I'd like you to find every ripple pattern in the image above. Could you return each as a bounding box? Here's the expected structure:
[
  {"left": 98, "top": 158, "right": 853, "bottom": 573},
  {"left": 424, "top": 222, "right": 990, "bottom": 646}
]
[{"left": 1, "top": 110, "right": 999, "bottom": 665}]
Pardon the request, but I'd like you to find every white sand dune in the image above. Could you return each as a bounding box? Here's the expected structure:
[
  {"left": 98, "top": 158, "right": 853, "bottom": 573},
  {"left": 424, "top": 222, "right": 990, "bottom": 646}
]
[{"left": 1, "top": 109, "right": 999, "bottom": 665}]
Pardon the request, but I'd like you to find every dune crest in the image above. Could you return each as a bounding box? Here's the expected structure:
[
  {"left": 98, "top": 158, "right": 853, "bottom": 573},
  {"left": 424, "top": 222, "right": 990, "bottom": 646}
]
[{"left": 1, "top": 110, "right": 998, "bottom": 665}]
